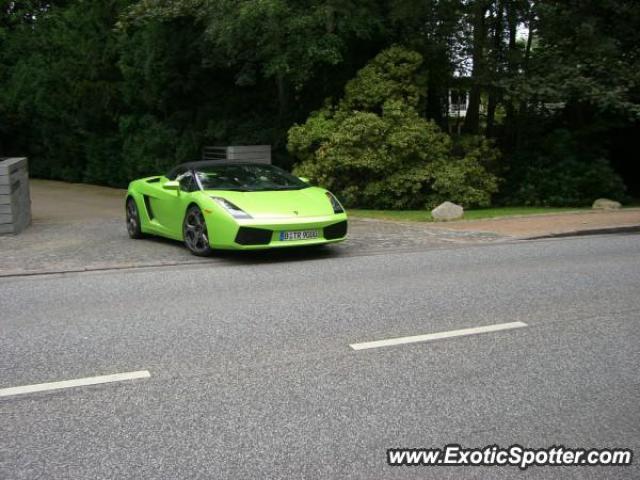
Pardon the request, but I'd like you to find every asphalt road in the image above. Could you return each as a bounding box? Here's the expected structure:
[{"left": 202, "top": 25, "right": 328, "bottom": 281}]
[{"left": 1, "top": 234, "right": 639, "bottom": 479}]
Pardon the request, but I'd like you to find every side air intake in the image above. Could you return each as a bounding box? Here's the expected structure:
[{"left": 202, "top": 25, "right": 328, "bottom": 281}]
[{"left": 324, "top": 221, "right": 347, "bottom": 240}]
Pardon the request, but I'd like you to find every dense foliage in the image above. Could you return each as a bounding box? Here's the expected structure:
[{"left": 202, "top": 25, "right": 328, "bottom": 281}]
[
  {"left": 1, "top": 0, "right": 638, "bottom": 205},
  {"left": 290, "top": 47, "right": 498, "bottom": 208}
]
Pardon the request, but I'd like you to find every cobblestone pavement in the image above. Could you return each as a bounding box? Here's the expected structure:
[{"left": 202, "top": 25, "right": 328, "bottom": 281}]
[
  {"left": 8, "top": 179, "right": 637, "bottom": 276},
  {"left": 0, "top": 218, "right": 503, "bottom": 276}
]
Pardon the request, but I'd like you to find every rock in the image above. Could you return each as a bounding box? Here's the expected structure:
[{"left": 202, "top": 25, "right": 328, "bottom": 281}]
[
  {"left": 592, "top": 198, "right": 621, "bottom": 210},
  {"left": 431, "top": 201, "right": 464, "bottom": 221}
]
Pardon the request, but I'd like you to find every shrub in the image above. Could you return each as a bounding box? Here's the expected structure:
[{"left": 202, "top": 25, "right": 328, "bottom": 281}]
[
  {"left": 504, "top": 129, "right": 627, "bottom": 206},
  {"left": 289, "top": 47, "right": 499, "bottom": 209},
  {"left": 118, "top": 114, "right": 200, "bottom": 182}
]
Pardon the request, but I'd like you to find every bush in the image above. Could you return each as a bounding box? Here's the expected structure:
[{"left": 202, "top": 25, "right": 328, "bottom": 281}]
[
  {"left": 84, "top": 135, "right": 124, "bottom": 187},
  {"left": 289, "top": 47, "right": 499, "bottom": 209},
  {"left": 118, "top": 114, "right": 201, "bottom": 182},
  {"left": 428, "top": 135, "right": 501, "bottom": 208},
  {"left": 504, "top": 129, "right": 627, "bottom": 206}
]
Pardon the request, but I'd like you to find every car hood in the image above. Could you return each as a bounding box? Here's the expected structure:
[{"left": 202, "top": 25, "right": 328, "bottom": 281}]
[{"left": 204, "top": 187, "right": 335, "bottom": 218}]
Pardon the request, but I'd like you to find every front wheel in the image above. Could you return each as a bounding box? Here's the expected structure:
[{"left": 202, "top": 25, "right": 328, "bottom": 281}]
[
  {"left": 183, "top": 205, "right": 213, "bottom": 256},
  {"left": 126, "top": 197, "right": 145, "bottom": 239}
]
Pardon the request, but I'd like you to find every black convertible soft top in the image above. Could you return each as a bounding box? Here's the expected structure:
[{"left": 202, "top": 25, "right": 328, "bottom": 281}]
[{"left": 166, "top": 160, "right": 267, "bottom": 179}]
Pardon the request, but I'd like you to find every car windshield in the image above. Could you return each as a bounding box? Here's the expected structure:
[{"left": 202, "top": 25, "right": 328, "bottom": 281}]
[{"left": 195, "top": 164, "right": 308, "bottom": 192}]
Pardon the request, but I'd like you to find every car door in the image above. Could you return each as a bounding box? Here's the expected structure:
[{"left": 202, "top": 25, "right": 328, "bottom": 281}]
[{"left": 150, "top": 171, "right": 196, "bottom": 239}]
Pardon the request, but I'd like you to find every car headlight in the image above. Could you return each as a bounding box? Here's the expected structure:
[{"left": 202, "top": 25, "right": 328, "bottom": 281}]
[
  {"left": 211, "top": 197, "right": 252, "bottom": 219},
  {"left": 325, "top": 192, "right": 344, "bottom": 214}
]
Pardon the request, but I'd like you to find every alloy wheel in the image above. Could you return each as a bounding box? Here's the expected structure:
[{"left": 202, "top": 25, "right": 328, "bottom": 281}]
[
  {"left": 126, "top": 199, "right": 140, "bottom": 237},
  {"left": 184, "top": 207, "right": 211, "bottom": 254}
]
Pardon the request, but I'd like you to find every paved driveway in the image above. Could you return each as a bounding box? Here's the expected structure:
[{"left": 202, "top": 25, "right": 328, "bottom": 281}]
[
  {"left": 0, "top": 180, "right": 501, "bottom": 276},
  {"left": 6, "top": 179, "right": 636, "bottom": 277}
]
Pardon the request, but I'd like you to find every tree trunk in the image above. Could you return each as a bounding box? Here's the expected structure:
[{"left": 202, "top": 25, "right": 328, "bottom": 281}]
[
  {"left": 516, "top": 4, "right": 536, "bottom": 149},
  {"left": 462, "top": 0, "right": 488, "bottom": 135},
  {"left": 325, "top": 5, "right": 336, "bottom": 33},
  {"left": 486, "top": 0, "right": 505, "bottom": 137},
  {"left": 504, "top": 0, "right": 519, "bottom": 147},
  {"left": 276, "top": 73, "right": 288, "bottom": 126},
  {"left": 426, "top": 75, "right": 444, "bottom": 128},
  {"left": 486, "top": 94, "right": 497, "bottom": 136}
]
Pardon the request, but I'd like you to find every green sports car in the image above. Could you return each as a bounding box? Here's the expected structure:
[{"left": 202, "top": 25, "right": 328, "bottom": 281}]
[{"left": 125, "top": 161, "right": 348, "bottom": 255}]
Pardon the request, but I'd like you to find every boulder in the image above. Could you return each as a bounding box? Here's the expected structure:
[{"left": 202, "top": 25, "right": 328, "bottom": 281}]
[
  {"left": 592, "top": 198, "right": 621, "bottom": 210},
  {"left": 431, "top": 201, "right": 464, "bottom": 221}
]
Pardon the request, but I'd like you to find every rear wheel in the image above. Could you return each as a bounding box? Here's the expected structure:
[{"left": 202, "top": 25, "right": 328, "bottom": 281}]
[
  {"left": 125, "top": 197, "right": 145, "bottom": 239},
  {"left": 183, "top": 205, "right": 213, "bottom": 256}
]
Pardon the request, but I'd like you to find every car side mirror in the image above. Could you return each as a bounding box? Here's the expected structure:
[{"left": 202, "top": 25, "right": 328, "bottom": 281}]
[
  {"left": 298, "top": 176, "right": 311, "bottom": 184},
  {"left": 163, "top": 180, "right": 180, "bottom": 191}
]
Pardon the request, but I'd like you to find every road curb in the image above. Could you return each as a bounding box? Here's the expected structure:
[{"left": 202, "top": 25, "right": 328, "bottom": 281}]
[
  {"left": 0, "top": 260, "right": 211, "bottom": 279},
  {"left": 523, "top": 224, "right": 640, "bottom": 240}
]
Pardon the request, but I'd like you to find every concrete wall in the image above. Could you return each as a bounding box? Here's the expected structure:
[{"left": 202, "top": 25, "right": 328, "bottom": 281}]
[{"left": 0, "top": 157, "right": 31, "bottom": 234}]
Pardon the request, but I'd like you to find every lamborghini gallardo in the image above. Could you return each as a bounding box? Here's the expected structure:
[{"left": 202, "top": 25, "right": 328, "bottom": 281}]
[{"left": 125, "top": 161, "right": 348, "bottom": 255}]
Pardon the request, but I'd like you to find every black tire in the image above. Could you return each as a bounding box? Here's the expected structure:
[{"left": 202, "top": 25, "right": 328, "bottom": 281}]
[
  {"left": 125, "top": 197, "right": 145, "bottom": 239},
  {"left": 183, "top": 205, "right": 214, "bottom": 256}
]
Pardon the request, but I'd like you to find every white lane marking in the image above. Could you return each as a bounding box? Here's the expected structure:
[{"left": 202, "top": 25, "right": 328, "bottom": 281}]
[
  {"left": 0, "top": 370, "right": 151, "bottom": 398},
  {"left": 350, "top": 321, "right": 528, "bottom": 351}
]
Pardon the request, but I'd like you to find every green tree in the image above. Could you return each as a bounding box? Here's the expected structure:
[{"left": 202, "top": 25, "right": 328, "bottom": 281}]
[
  {"left": 122, "top": 0, "right": 385, "bottom": 126},
  {"left": 1, "top": 0, "right": 637, "bottom": 200},
  {"left": 496, "top": 0, "right": 638, "bottom": 203},
  {"left": 0, "top": 0, "right": 125, "bottom": 183},
  {"left": 389, "top": 0, "right": 466, "bottom": 129}
]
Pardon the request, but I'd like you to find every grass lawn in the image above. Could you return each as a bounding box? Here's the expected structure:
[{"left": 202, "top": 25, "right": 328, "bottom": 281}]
[{"left": 347, "top": 206, "right": 593, "bottom": 222}]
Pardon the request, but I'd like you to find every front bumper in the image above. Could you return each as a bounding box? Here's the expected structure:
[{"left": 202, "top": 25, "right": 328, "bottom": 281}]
[{"left": 206, "top": 213, "right": 348, "bottom": 250}]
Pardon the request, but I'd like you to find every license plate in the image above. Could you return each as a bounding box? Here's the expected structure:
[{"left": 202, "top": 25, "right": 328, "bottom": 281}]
[{"left": 279, "top": 230, "right": 319, "bottom": 241}]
